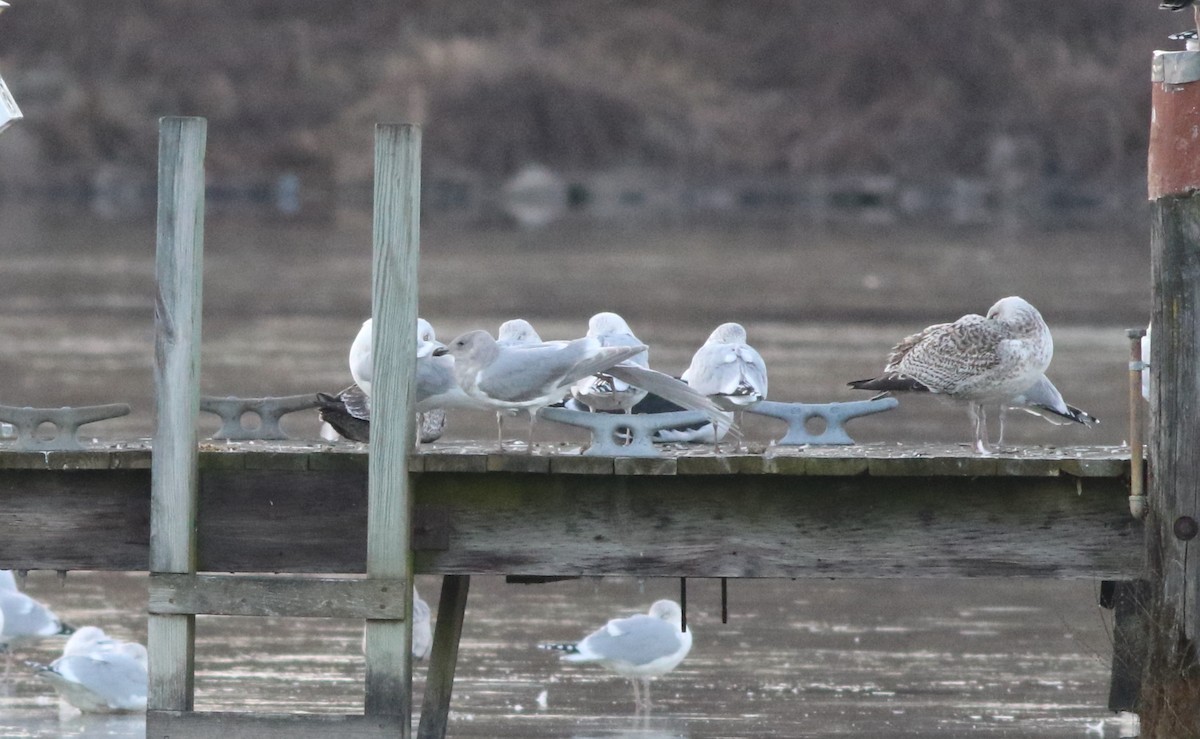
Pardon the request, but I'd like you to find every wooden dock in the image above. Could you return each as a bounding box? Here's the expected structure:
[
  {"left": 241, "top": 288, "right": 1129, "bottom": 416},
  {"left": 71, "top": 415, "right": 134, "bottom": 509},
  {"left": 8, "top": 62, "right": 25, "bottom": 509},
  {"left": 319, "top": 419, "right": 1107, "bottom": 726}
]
[{"left": 0, "top": 441, "right": 1141, "bottom": 580}]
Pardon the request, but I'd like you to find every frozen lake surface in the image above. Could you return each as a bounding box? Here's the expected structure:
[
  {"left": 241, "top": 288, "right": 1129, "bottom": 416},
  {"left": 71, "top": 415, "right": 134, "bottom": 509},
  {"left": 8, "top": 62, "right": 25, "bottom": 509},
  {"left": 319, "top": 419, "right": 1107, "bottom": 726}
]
[{"left": 0, "top": 209, "right": 1149, "bottom": 736}]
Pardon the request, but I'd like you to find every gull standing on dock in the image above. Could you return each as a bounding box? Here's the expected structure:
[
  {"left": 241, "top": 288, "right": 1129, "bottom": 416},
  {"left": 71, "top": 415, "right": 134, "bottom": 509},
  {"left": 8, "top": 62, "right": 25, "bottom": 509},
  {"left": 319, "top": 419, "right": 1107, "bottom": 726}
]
[
  {"left": 494, "top": 318, "right": 545, "bottom": 443},
  {"left": 570, "top": 312, "right": 650, "bottom": 414},
  {"left": 1001, "top": 373, "right": 1097, "bottom": 444},
  {"left": 540, "top": 599, "right": 692, "bottom": 713},
  {"left": 682, "top": 322, "right": 767, "bottom": 447},
  {"left": 849, "top": 296, "right": 1054, "bottom": 454},
  {"left": 322, "top": 317, "right": 473, "bottom": 443},
  {"left": 28, "top": 626, "right": 147, "bottom": 713},
  {"left": 436, "top": 330, "right": 729, "bottom": 450}
]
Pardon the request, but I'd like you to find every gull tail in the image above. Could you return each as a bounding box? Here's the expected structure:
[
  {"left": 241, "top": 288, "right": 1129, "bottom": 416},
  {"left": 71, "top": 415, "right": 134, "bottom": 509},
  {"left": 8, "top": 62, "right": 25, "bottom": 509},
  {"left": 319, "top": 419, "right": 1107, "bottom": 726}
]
[
  {"left": 1021, "top": 403, "right": 1099, "bottom": 427},
  {"left": 538, "top": 642, "right": 580, "bottom": 655},
  {"left": 607, "top": 364, "right": 738, "bottom": 437},
  {"left": 848, "top": 375, "right": 930, "bottom": 394}
]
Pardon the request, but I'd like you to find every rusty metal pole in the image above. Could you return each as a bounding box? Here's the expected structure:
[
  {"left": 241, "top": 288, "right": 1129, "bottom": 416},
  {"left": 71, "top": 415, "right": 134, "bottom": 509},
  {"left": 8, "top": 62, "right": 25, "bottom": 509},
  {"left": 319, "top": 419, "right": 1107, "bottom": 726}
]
[
  {"left": 1141, "top": 47, "right": 1200, "bottom": 738},
  {"left": 1127, "top": 328, "right": 1148, "bottom": 520}
]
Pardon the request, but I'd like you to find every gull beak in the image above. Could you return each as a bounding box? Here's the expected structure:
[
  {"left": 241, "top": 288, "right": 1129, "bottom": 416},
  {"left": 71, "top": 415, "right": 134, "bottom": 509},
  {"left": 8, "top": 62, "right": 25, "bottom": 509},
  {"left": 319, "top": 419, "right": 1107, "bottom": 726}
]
[{"left": 432, "top": 346, "right": 449, "bottom": 357}]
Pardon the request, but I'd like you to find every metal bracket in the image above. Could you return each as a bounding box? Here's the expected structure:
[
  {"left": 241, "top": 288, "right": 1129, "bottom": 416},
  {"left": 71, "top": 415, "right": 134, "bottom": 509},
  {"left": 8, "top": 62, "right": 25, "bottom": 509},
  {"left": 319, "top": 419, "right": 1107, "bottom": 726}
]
[
  {"left": 200, "top": 394, "right": 321, "bottom": 441},
  {"left": 746, "top": 397, "right": 899, "bottom": 446},
  {"left": 539, "top": 406, "right": 711, "bottom": 457},
  {"left": 0, "top": 403, "right": 131, "bottom": 451}
]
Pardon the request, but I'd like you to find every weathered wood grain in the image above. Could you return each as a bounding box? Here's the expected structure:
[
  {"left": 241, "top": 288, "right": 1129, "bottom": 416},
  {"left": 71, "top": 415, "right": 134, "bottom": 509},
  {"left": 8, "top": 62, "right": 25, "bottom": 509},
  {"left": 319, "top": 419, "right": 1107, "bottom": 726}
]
[
  {"left": 417, "top": 575, "right": 470, "bottom": 739},
  {"left": 1141, "top": 188, "right": 1200, "bottom": 736},
  {"left": 150, "top": 115, "right": 206, "bottom": 715},
  {"left": 364, "top": 122, "right": 421, "bottom": 725},
  {"left": 146, "top": 710, "right": 404, "bottom": 738},
  {"left": 0, "top": 444, "right": 1139, "bottom": 579},
  {"left": 148, "top": 573, "right": 408, "bottom": 618},
  {"left": 0, "top": 469, "right": 148, "bottom": 570}
]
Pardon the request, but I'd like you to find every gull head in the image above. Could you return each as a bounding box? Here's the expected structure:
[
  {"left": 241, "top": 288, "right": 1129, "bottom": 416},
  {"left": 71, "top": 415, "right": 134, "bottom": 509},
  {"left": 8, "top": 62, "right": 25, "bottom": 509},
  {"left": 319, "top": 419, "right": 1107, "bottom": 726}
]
[
  {"left": 986, "top": 296, "right": 1044, "bottom": 328},
  {"left": 587, "top": 312, "right": 635, "bottom": 338},
  {"left": 417, "top": 318, "right": 443, "bottom": 357},
  {"left": 648, "top": 599, "right": 684, "bottom": 627},
  {"left": 706, "top": 322, "right": 748, "bottom": 345},
  {"left": 434, "top": 330, "right": 499, "bottom": 363},
  {"left": 498, "top": 318, "right": 542, "bottom": 345}
]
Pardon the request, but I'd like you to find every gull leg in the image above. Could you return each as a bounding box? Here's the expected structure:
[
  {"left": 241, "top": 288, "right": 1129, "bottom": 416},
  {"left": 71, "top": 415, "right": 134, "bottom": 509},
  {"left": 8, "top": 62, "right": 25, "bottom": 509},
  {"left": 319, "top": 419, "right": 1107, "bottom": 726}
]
[
  {"left": 526, "top": 409, "right": 536, "bottom": 454},
  {"left": 997, "top": 405, "right": 1007, "bottom": 447},
  {"left": 631, "top": 677, "right": 641, "bottom": 712},
  {"left": 971, "top": 403, "right": 991, "bottom": 455},
  {"left": 496, "top": 411, "right": 506, "bottom": 450},
  {"left": 642, "top": 677, "right": 652, "bottom": 713}
]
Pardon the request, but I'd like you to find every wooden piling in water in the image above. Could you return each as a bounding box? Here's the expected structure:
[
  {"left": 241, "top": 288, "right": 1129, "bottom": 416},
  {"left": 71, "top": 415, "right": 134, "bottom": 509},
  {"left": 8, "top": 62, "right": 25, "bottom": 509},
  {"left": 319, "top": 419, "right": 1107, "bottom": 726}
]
[
  {"left": 364, "top": 123, "right": 421, "bottom": 732},
  {"left": 1141, "top": 49, "right": 1200, "bottom": 738},
  {"left": 148, "top": 115, "right": 206, "bottom": 717}
]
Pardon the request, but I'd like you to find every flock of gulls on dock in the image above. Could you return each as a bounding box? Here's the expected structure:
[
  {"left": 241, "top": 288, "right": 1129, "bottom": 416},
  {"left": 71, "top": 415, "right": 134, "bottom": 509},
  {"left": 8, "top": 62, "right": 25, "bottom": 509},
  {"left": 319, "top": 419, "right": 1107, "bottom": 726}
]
[
  {"left": 319, "top": 295, "right": 1098, "bottom": 457},
  {"left": 1, "top": 296, "right": 1103, "bottom": 718}
]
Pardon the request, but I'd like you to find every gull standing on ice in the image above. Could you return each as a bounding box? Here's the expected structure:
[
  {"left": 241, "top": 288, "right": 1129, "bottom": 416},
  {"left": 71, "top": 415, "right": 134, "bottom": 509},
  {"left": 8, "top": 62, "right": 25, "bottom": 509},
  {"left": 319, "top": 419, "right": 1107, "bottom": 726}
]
[
  {"left": 570, "top": 312, "right": 650, "bottom": 414},
  {"left": 540, "top": 599, "right": 692, "bottom": 713},
  {"left": 29, "top": 626, "right": 148, "bottom": 713},
  {"left": 360, "top": 587, "right": 433, "bottom": 661},
  {"left": 0, "top": 570, "right": 74, "bottom": 654},
  {"left": 849, "top": 296, "right": 1053, "bottom": 454}
]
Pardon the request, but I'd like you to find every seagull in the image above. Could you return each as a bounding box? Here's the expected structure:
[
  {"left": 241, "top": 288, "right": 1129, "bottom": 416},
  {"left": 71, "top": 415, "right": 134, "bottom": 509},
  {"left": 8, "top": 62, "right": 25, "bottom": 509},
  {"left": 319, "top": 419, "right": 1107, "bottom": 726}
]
[
  {"left": 435, "top": 330, "right": 729, "bottom": 450},
  {"left": 361, "top": 587, "right": 433, "bottom": 661},
  {"left": 28, "top": 627, "right": 148, "bottom": 713},
  {"left": 849, "top": 296, "right": 1053, "bottom": 454},
  {"left": 494, "top": 318, "right": 546, "bottom": 443},
  {"left": 1000, "top": 374, "right": 1097, "bottom": 444},
  {"left": 324, "top": 317, "right": 479, "bottom": 444},
  {"left": 682, "top": 322, "right": 767, "bottom": 447},
  {"left": 540, "top": 599, "right": 692, "bottom": 713},
  {"left": 0, "top": 570, "right": 74, "bottom": 660},
  {"left": 497, "top": 318, "right": 543, "bottom": 346},
  {"left": 1163, "top": 0, "right": 1200, "bottom": 39},
  {"left": 570, "top": 312, "right": 650, "bottom": 415}
]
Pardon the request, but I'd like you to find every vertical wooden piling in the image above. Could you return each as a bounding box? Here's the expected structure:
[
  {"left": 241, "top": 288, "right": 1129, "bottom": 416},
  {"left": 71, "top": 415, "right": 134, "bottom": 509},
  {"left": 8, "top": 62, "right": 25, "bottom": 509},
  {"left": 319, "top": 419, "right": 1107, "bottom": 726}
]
[
  {"left": 149, "top": 116, "right": 206, "bottom": 714},
  {"left": 1142, "top": 50, "right": 1200, "bottom": 737},
  {"left": 364, "top": 124, "right": 421, "bottom": 731}
]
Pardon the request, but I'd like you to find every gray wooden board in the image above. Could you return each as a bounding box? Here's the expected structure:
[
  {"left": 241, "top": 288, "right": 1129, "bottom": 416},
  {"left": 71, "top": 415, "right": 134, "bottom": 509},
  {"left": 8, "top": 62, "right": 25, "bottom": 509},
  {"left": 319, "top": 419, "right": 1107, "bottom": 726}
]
[
  {"left": 0, "top": 449, "right": 1143, "bottom": 579},
  {"left": 148, "top": 573, "right": 408, "bottom": 618},
  {"left": 146, "top": 710, "right": 403, "bottom": 739},
  {"left": 0, "top": 469, "right": 149, "bottom": 570}
]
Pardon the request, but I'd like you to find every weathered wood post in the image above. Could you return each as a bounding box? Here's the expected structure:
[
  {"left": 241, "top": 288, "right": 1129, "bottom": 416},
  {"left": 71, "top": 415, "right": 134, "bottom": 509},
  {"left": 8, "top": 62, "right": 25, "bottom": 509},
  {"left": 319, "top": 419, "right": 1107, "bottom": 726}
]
[
  {"left": 364, "top": 123, "right": 421, "bottom": 733},
  {"left": 148, "top": 116, "right": 206, "bottom": 717},
  {"left": 1142, "top": 49, "right": 1200, "bottom": 737}
]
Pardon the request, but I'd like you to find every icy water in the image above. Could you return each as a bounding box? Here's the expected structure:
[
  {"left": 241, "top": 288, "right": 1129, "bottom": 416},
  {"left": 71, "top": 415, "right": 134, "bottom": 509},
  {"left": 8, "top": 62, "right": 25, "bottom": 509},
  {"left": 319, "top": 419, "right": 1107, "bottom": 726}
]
[{"left": 0, "top": 205, "right": 1150, "bottom": 736}]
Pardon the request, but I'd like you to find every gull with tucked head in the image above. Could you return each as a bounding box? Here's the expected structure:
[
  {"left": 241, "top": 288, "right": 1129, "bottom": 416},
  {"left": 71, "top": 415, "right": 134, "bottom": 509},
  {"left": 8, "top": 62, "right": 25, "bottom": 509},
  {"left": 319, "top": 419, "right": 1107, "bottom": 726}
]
[{"left": 849, "top": 296, "right": 1054, "bottom": 454}]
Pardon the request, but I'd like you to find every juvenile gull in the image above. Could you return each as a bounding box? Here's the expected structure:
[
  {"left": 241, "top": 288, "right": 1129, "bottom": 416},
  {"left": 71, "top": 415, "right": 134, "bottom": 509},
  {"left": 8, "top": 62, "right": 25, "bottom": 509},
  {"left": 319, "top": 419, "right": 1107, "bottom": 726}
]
[
  {"left": 570, "top": 312, "right": 650, "bottom": 414},
  {"left": 540, "top": 599, "right": 692, "bottom": 712},
  {"left": 849, "top": 296, "right": 1053, "bottom": 453},
  {"left": 29, "top": 627, "right": 147, "bottom": 713}
]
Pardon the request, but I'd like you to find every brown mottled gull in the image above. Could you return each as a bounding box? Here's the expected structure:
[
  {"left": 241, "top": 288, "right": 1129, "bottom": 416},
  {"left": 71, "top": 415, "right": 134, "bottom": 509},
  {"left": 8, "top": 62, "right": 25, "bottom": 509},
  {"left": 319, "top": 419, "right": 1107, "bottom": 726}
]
[{"left": 849, "top": 296, "right": 1054, "bottom": 453}]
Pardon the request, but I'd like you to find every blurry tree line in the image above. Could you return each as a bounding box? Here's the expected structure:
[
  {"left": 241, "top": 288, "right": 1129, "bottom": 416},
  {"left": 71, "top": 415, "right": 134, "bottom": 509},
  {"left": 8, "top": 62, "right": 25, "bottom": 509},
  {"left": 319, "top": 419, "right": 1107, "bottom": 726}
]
[{"left": 0, "top": 1, "right": 1178, "bottom": 189}]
